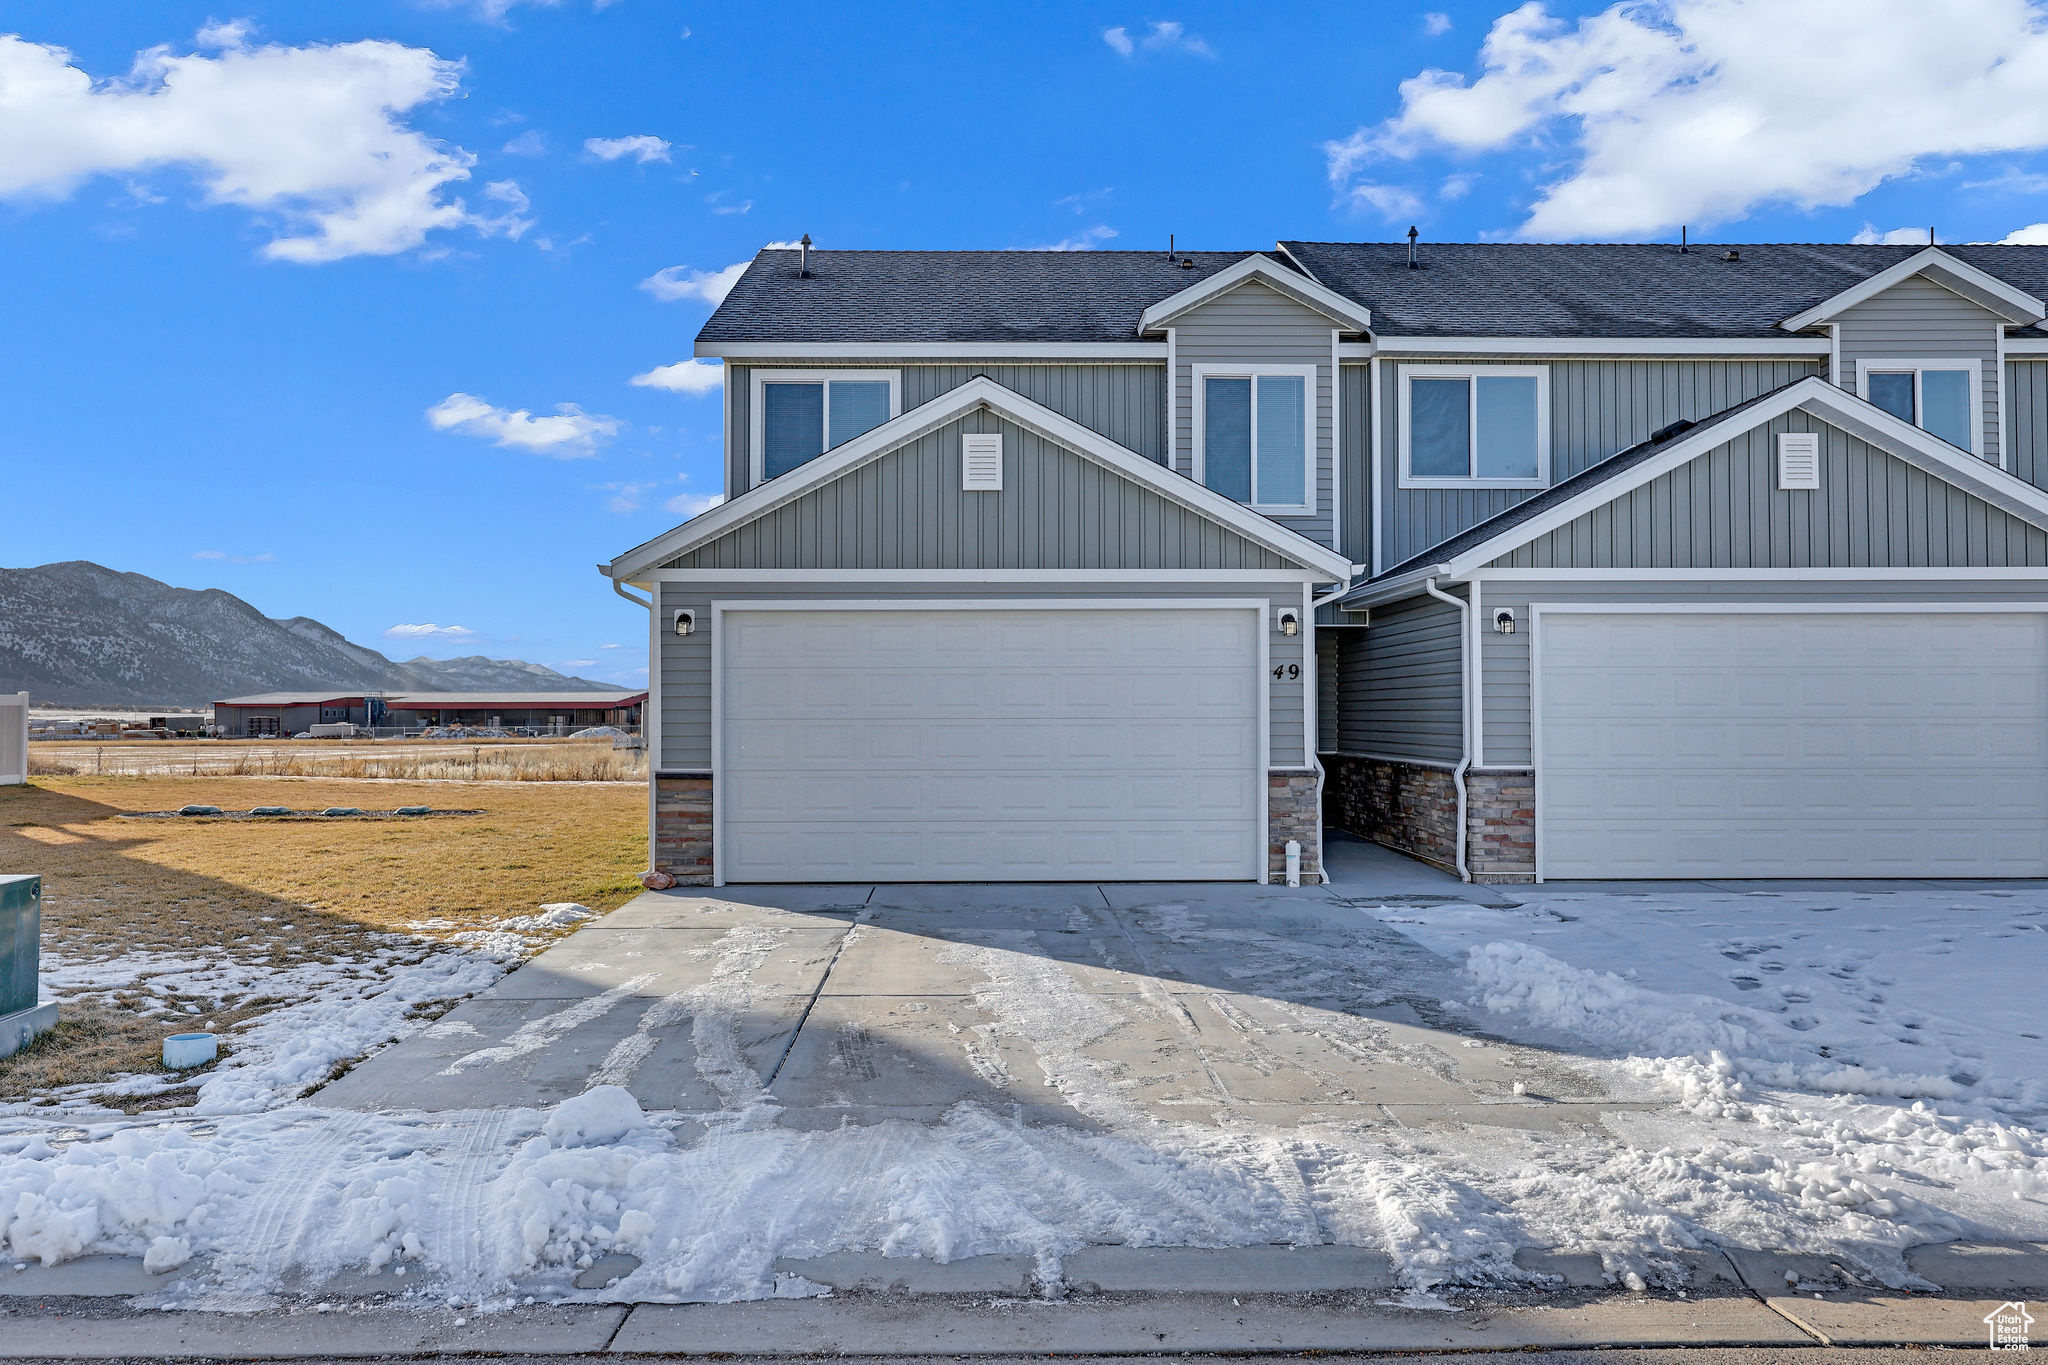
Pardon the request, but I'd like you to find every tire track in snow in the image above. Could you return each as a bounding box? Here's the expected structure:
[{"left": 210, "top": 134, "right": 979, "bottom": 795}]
[
  {"left": 586, "top": 926, "right": 787, "bottom": 1109},
  {"left": 437, "top": 975, "right": 656, "bottom": 1075},
  {"left": 214, "top": 1110, "right": 377, "bottom": 1286}
]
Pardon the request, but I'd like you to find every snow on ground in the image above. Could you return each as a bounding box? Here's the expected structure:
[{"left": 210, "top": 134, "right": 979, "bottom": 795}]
[{"left": 0, "top": 885, "right": 2041, "bottom": 1307}]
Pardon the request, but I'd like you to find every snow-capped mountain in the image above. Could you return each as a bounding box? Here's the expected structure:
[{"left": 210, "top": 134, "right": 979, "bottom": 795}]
[{"left": 0, "top": 561, "right": 617, "bottom": 706}]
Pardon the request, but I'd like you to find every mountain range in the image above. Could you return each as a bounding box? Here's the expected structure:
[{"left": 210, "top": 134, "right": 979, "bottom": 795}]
[{"left": 0, "top": 561, "right": 616, "bottom": 707}]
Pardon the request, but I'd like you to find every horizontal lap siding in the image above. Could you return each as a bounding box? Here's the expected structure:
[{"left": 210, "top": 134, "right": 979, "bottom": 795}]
[
  {"left": 1173, "top": 282, "right": 1336, "bottom": 548},
  {"left": 1334, "top": 593, "right": 1462, "bottom": 763},
  {"left": 1494, "top": 412, "right": 2048, "bottom": 570},
  {"left": 1378, "top": 357, "right": 1824, "bottom": 570},
  {"left": 2010, "top": 360, "right": 2048, "bottom": 490},
  {"left": 1834, "top": 274, "right": 2003, "bottom": 463},
  {"left": 726, "top": 362, "right": 1165, "bottom": 497},
  {"left": 670, "top": 413, "right": 1292, "bottom": 572},
  {"left": 657, "top": 580, "right": 1308, "bottom": 771},
  {"left": 1478, "top": 578, "right": 2048, "bottom": 766}
]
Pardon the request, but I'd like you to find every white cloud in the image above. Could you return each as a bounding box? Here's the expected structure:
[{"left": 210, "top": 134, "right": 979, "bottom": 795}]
[
  {"left": 425, "top": 392, "right": 620, "bottom": 457},
  {"left": 640, "top": 261, "right": 746, "bottom": 303},
  {"left": 1439, "top": 171, "right": 1477, "bottom": 200},
  {"left": 1102, "top": 21, "right": 1213, "bottom": 59},
  {"left": 424, "top": 0, "right": 563, "bottom": 23},
  {"left": 599, "top": 642, "right": 621, "bottom": 649},
  {"left": 385, "top": 623, "right": 477, "bottom": 639},
  {"left": 501, "top": 129, "right": 547, "bottom": 157},
  {"left": 475, "top": 180, "right": 534, "bottom": 239},
  {"left": 1851, "top": 224, "right": 1939, "bottom": 245},
  {"left": 195, "top": 19, "right": 254, "bottom": 49},
  {"left": 192, "top": 549, "right": 275, "bottom": 563},
  {"left": 2001, "top": 222, "right": 2048, "bottom": 244},
  {"left": 559, "top": 659, "right": 597, "bottom": 668},
  {"left": 1423, "top": 12, "right": 1454, "bottom": 35},
  {"left": 762, "top": 238, "right": 804, "bottom": 249},
  {"left": 665, "top": 491, "right": 724, "bottom": 518},
  {"left": 595, "top": 479, "right": 655, "bottom": 513},
  {"left": 584, "top": 134, "right": 671, "bottom": 164},
  {"left": 1031, "top": 224, "right": 1119, "bottom": 251},
  {"left": 1344, "top": 183, "right": 1425, "bottom": 220},
  {"left": 630, "top": 359, "right": 724, "bottom": 394},
  {"left": 705, "top": 190, "right": 751, "bottom": 215},
  {"left": 1327, "top": 0, "right": 2048, "bottom": 240},
  {"left": 0, "top": 32, "right": 499, "bottom": 262}
]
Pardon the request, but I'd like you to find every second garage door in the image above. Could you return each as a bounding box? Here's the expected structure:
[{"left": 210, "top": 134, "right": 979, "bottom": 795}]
[
  {"left": 1537, "top": 609, "right": 2048, "bottom": 879},
  {"left": 718, "top": 605, "right": 1265, "bottom": 882}
]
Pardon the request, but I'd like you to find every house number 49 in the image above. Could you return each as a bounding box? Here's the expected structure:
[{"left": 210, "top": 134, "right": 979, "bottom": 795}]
[{"left": 1272, "top": 663, "right": 1300, "bottom": 680}]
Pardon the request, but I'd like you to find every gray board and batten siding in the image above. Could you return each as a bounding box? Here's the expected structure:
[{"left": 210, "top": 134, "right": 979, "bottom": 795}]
[
  {"left": 2012, "top": 360, "right": 2048, "bottom": 490},
  {"left": 668, "top": 411, "right": 1298, "bottom": 573},
  {"left": 1371, "top": 356, "right": 1826, "bottom": 572},
  {"left": 1169, "top": 279, "right": 1338, "bottom": 548},
  {"left": 1832, "top": 273, "right": 2005, "bottom": 465},
  {"left": 1465, "top": 408, "right": 2048, "bottom": 767},
  {"left": 726, "top": 363, "right": 1166, "bottom": 499},
  {"left": 655, "top": 580, "right": 1311, "bottom": 774},
  {"left": 1328, "top": 592, "right": 1464, "bottom": 767}
]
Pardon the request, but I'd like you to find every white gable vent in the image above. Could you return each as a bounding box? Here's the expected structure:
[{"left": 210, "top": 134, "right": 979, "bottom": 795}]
[
  {"left": 1777, "top": 432, "right": 1821, "bottom": 491},
  {"left": 962, "top": 433, "right": 1003, "bottom": 491}
]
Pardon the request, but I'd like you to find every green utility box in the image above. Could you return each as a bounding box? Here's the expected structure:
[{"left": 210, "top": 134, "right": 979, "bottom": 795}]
[{"left": 0, "top": 874, "right": 55, "bottom": 1058}]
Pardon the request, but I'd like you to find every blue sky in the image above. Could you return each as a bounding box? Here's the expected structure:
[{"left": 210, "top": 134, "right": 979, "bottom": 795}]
[{"left": 7, "top": 0, "right": 2048, "bottom": 687}]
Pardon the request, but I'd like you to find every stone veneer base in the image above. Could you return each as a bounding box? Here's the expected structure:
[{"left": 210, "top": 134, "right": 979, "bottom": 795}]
[
  {"left": 654, "top": 771, "right": 1325, "bottom": 886},
  {"left": 1321, "top": 754, "right": 1536, "bottom": 883}
]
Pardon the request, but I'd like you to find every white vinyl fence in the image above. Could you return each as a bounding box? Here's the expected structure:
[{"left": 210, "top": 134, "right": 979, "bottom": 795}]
[{"left": 0, "top": 693, "right": 25, "bottom": 785}]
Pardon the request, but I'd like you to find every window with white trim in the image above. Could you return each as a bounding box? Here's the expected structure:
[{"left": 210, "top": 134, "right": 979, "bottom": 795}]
[
  {"left": 1399, "top": 365, "right": 1549, "bottom": 488},
  {"left": 750, "top": 370, "right": 901, "bottom": 481},
  {"left": 1194, "top": 364, "right": 1315, "bottom": 513},
  {"left": 1856, "top": 360, "right": 1978, "bottom": 455}
]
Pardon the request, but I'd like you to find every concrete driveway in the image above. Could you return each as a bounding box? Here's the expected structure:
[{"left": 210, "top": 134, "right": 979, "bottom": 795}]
[{"left": 318, "top": 835, "right": 1636, "bottom": 1130}]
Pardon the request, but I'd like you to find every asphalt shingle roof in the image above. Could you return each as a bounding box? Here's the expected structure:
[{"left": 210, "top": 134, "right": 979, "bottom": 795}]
[
  {"left": 1281, "top": 241, "right": 2048, "bottom": 339},
  {"left": 695, "top": 242, "right": 2048, "bottom": 345},
  {"left": 699, "top": 249, "right": 1272, "bottom": 344},
  {"left": 1365, "top": 380, "right": 1809, "bottom": 585}
]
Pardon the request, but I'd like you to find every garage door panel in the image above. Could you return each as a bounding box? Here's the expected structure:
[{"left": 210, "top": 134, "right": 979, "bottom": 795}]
[
  {"left": 1540, "top": 610, "right": 2048, "bottom": 878},
  {"left": 720, "top": 606, "right": 1264, "bottom": 882}
]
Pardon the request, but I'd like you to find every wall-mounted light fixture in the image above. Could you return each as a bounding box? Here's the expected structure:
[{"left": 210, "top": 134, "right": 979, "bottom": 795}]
[
  {"left": 1493, "top": 607, "right": 1517, "bottom": 636},
  {"left": 1275, "top": 607, "right": 1301, "bottom": 637},
  {"left": 673, "top": 609, "right": 696, "bottom": 637}
]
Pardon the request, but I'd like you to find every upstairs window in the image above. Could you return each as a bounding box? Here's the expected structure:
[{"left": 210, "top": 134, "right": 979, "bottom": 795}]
[
  {"left": 1857, "top": 360, "right": 1978, "bottom": 455},
  {"left": 751, "top": 370, "right": 900, "bottom": 481},
  {"left": 1400, "top": 366, "right": 1549, "bottom": 488},
  {"left": 1196, "top": 365, "right": 1315, "bottom": 513}
]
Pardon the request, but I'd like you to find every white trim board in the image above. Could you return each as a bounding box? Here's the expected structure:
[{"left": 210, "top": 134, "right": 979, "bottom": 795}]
[
  {"left": 1190, "top": 362, "right": 1320, "bottom": 514},
  {"left": 608, "top": 375, "right": 1354, "bottom": 582},
  {"left": 1352, "top": 336, "right": 1832, "bottom": 358},
  {"left": 1138, "top": 255, "right": 1372, "bottom": 336},
  {"left": 1471, "top": 566, "right": 2048, "bottom": 581},
  {"left": 699, "top": 341, "right": 1169, "bottom": 360},
  {"left": 1343, "top": 375, "right": 2048, "bottom": 601},
  {"left": 643, "top": 568, "right": 1330, "bottom": 583},
  {"left": 1780, "top": 246, "right": 2045, "bottom": 331},
  {"left": 707, "top": 597, "right": 1275, "bottom": 886}
]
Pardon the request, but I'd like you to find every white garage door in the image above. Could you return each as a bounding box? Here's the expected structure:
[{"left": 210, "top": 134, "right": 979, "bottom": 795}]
[
  {"left": 1538, "top": 609, "right": 2048, "bottom": 879},
  {"left": 718, "top": 605, "right": 1264, "bottom": 882}
]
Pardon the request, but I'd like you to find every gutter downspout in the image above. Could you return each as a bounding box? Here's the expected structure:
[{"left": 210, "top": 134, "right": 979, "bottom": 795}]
[
  {"left": 610, "top": 574, "right": 656, "bottom": 879},
  {"left": 1422, "top": 576, "right": 1472, "bottom": 883},
  {"left": 1306, "top": 578, "right": 1359, "bottom": 886}
]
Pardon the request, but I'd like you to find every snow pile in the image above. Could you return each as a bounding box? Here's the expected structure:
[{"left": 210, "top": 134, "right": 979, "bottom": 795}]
[
  {"left": 542, "top": 1086, "right": 646, "bottom": 1147},
  {"left": 568, "top": 726, "right": 627, "bottom": 741}
]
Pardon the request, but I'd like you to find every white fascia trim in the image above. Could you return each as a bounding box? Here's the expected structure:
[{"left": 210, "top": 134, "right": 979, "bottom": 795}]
[
  {"left": 2007, "top": 337, "right": 2048, "bottom": 355},
  {"left": 608, "top": 375, "right": 1352, "bottom": 581},
  {"left": 1475, "top": 566, "right": 2048, "bottom": 581},
  {"left": 643, "top": 568, "right": 1325, "bottom": 583},
  {"left": 1421, "top": 377, "right": 2048, "bottom": 580},
  {"left": 1274, "top": 242, "right": 1325, "bottom": 284},
  {"left": 1138, "top": 256, "right": 1372, "bottom": 335},
  {"left": 697, "top": 341, "right": 1168, "bottom": 359},
  {"left": 1353, "top": 336, "right": 1832, "bottom": 357},
  {"left": 1532, "top": 599, "right": 2048, "bottom": 617},
  {"left": 1780, "top": 247, "right": 2046, "bottom": 331}
]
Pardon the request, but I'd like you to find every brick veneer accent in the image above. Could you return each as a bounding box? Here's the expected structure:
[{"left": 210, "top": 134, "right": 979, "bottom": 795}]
[
  {"left": 652, "top": 773, "right": 713, "bottom": 886},
  {"left": 1320, "top": 755, "right": 1538, "bottom": 883},
  {"left": 1465, "top": 768, "right": 1535, "bottom": 883}
]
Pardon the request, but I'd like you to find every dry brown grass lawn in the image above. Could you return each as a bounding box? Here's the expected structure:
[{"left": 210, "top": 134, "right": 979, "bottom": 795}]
[{"left": 0, "top": 774, "right": 645, "bottom": 1099}]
